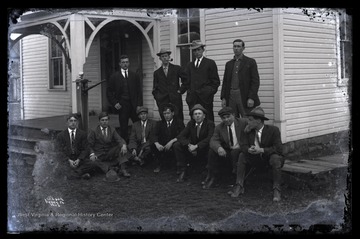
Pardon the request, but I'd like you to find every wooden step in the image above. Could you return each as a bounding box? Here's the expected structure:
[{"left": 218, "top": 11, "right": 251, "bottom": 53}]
[{"left": 8, "top": 146, "right": 38, "bottom": 156}]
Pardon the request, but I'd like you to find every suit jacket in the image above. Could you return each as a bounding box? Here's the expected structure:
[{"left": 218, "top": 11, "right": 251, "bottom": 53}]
[
  {"left": 221, "top": 55, "right": 260, "bottom": 108},
  {"left": 88, "top": 125, "right": 126, "bottom": 157},
  {"left": 185, "top": 57, "right": 220, "bottom": 105},
  {"left": 128, "top": 119, "right": 157, "bottom": 150},
  {"left": 240, "top": 124, "right": 283, "bottom": 157},
  {"left": 210, "top": 118, "right": 248, "bottom": 152},
  {"left": 106, "top": 70, "right": 143, "bottom": 109},
  {"left": 177, "top": 118, "right": 215, "bottom": 152},
  {"left": 55, "top": 128, "right": 89, "bottom": 161},
  {"left": 150, "top": 118, "right": 185, "bottom": 146},
  {"left": 152, "top": 63, "right": 187, "bottom": 104}
]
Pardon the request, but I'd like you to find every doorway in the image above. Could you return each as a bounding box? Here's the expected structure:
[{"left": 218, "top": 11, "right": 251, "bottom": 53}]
[{"left": 100, "top": 20, "right": 143, "bottom": 113}]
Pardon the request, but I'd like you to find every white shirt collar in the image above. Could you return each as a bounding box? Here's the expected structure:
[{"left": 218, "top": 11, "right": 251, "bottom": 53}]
[{"left": 68, "top": 128, "right": 76, "bottom": 134}]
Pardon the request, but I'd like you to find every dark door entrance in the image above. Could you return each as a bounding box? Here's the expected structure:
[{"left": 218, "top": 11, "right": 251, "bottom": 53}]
[{"left": 100, "top": 20, "right": 143, "bottom": 113}]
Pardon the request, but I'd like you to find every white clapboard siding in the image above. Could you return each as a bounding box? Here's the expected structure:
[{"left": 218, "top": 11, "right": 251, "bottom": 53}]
[
  {"left": 22, "top": 35, "right": 71, "bottom": 120},
  {"left": 142, "top": 36, "right": 157, "bottom": 119},
  {"left": 282, "top": 8, "right": 350, "bottom": 142},
  {"left": 204, "top": 8, "right": 274, "bottom": 125},
  {"left": 84, "top": 36, "right": 102, "bottom": 114},
  {"left": 160, "top": 17, "right": 171, "bottom": 50}
]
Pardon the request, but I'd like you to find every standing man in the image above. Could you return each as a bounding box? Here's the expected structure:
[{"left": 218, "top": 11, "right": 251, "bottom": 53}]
[
  {"left": 202, "top": 107, "right": 248, "bottom": 189},
  {"left": 230, "top": 107, "right": 284, "bottom": 202},
  {"left": 88, "top": 112, "right": 131, "bottom": 178},
  {"left": 184, "top": 40, "right": 220, "bottom": 122},
  {"left": 107, "top": 55, "right": 143, "bottom": 142},
  {"left": 128, "top": 106, "right": 157, "bottom": 166},
  {"left": 173, "top": 104, "right": 215, "bottom": 183},
  {"left": 152, "top": 48, "right": 187, "bottom": 121},
  {"left": 221, "top": 39, "right": 260, "bottom": 118},
  {"left": 55, "top": 113, "right": 97, "bottom": 179},
  {"left": 150, "top": 103, "right": 185, "bottom": 173}
]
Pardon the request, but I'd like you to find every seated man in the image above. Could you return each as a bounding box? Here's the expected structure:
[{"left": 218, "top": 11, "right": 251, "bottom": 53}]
[
  {"left": 128, "top": 106, "right": 157, "bottom": 166},
  {"left": 88, "top": 112, "right": 131, "bottom": 178},
  {"left": 55, "top": 113, "right": 97, "bottom": 179},
  {"left": 150, "top": 103, "right": 185, "bottom": 173},
  {"left": 173, "top": 104, "right": 215, "bottom": 183},
  {"left": 230, "top": 106, "right": 284, "bottom": 202},
  {"left": 203, "top": 107, "right": 247, "bottom": 189}
]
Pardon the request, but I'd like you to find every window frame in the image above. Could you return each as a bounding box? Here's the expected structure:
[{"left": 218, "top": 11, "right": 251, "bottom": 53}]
[
  {"left": 48, "top": 35, "right": 66, "bottom": 91},
  {"left": 336, "top": 10, "right": 352, "bottom": 87}
]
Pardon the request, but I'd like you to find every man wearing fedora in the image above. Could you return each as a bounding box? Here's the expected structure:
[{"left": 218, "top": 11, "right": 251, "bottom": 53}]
[
  {"left": 149, "top": 103, "right": 185, "bottom": 173},
  {"left": 202, "top": 107, "right": 248, "bottom": 189},
  {"left": 230, "top": 106, "right": 284, "bottom": 202},
  {"left": 55, "top": 113, "right": 98, "bottom": 180},
  {"left": 221, "top": 39, "right": 260, "bottom": 118},
  {"left": 128, "top": 106, "right": 157, "bottom": 166},
  {"left": 88, "top": 112, "right": 131, "bottom": 178},
  {"left": 107, "top": 55, "right": 143, "bottom": 143},
  {"left": 152, "top": 49, "right": 187, "bottom": 122},
  {"left": 173, "top": 104, "right": 215, "bottom": 183},
  {"left": 184, "top": 40, "right": 220, "bottom": 122}
]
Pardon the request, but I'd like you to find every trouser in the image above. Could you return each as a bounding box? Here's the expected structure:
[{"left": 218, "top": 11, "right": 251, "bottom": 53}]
[
  {"left": 151, "top": 144, "right": 175, "bottom": 168},
  {"left": 118, "top": 100, "right": 138, "bottom": 143},
  {"left": 173, "top": 141, "right": 208, "bottom": 172},
  {"left": 229, "top": 89, "right": 256, "bottom": 118},
  {"left": 64, "top": 158, "right": 100, "bottom": 178},
  {"left": 206, "top": 147, "right": 241, "bottom": 175},
  {"left": 95, "top": 146, "right": 129, "bottom": 173},
  {"left": 236, "top": 152, "right": 284, "bottom": 190},
  {"left": 129, "top": 143, "right": 152, "bottom": 161}
]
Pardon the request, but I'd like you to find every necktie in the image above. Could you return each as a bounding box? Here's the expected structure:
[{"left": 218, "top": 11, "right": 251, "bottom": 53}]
[
  {"left": 71, "top": 130, "right": 75, "bottom": 153},
  {"left": 228, "top": 126, "right": 234, "bottom": 146},
  {"left": 142, "top": 122, "right": 146, "bottom": 143},
  {"left": 195, "top": 58, "right": 200, "bottom": 68},
  {"left": 256, "top": 130, "right": 261, "bottom": 144},
  {"left": 196, "top": 123, "right": 201, "bottom": 138},
  {"left": 164, "top": 67, "right": 168, "bottom": 76},
  {"left": 102, "top": 127, "right": 107, "bottom": 138},
  {"left": 125, "top": 70, "right": 128, "bottom": 79}
]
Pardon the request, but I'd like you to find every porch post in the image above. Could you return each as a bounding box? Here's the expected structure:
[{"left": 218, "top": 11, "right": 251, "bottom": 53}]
[
  {"left": 273, "top": 8, "right": 287, "bottom": 143},
  {"left": 69, "top": 14, "right": 86, "bottom": 114}
]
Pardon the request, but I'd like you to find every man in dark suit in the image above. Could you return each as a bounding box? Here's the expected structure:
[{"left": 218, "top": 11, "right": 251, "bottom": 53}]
[
  {"left": 152, "top": 49, "right": 187, "bottom": 121},
  {"left": 128, "top": 106, "right": 157, "bottom": 166},
  {"left": 55, "top": 113, "right": 97, "bottom": 179},
  {"left": 173, "top": 104, "right": 215, "bottom": 183},
  {"left": 107, "top": 55, "right": 143, "bottom": 142},
  {"left": 230, "top": 107, "right": 284, "bottom": 202},
  {"left": 88, "top": 112, "right": 131, "bottom": 178},
  {"left": 202, "top": 107, "right": 248, "bottom": 189},
  {"left": 184, "top": 40, "right": 220, "bottom": 122},
  {"left": 221, "top": 39, "right": 260, "bottom": 118},
  {"left": 150, "top": 103, "right": 185, "bottom": 173}
]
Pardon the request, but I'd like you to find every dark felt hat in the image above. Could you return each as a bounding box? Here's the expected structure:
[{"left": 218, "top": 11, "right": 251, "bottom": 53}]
[
  {"left": 218, "top": 107, "right": 235, "bottom": 117},
  {"left": 103, "top": 169, "right": 120, "bottom": 182},
  {"left": 190, "top": 104, "right": 207, "bottom": 115},
  {"left": 246, "top": 106, "right": 269, "bottom": 120},
  {"left": 136, "top": 106, "right": 148, "bottom": 115},
  {"left": 189, "top": 40, "right": 206, "bottom": 50},
  {"left": 98, "top": 112, "right": 109, "bottom": 120},
  {"left": 156, "top": 48, "right": 172, "bottom": 56}
]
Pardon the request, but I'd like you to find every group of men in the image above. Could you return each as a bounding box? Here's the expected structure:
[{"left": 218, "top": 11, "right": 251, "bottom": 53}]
[{"left": 55, "top": 39, "right": 285, "bottom": 202}]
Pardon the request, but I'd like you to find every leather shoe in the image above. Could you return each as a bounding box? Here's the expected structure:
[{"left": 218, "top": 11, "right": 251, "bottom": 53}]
[
  {"left": 176, "top": 171, "right": 185, "bottom": 183},
  {"left": 81, "top": 173, "right": 91, "bottom": 180},
  {"left": 153, "top": 167, "right": 161, "bottom": 173},
  {"left": 273, "top": 188, "right": 281, "bottom": 202},
  {"left": 201, "top": 174, "right": 211, "bottom": 185},
  {"left": 120, "top": 169, "right": 131, "bottom": 178},
  {"left": 230, "top": 184, "right": 244, "bottom": 198},
  {"left": 202, "top": 176, "right": 215, "bottom": 189}
]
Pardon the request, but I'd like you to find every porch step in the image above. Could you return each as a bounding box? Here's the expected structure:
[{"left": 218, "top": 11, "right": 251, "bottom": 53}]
[
  {"left": 8, "top": 146, "right": 37, "bottom": 156},
  {"left": 8, "top": 135, "right": 40, "bottom": 150}
]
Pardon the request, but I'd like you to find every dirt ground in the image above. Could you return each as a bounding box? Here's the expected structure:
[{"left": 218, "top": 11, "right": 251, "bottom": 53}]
[{"left": 7, "top": 152, "right": 350, "bottom": 234}]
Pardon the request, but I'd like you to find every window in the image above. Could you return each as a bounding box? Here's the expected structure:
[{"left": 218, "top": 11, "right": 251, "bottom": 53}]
[
  {"left": 49, "top": 35, "right": 66, "bottom": 89},
  {"left": 177, "top": 8, "right": 200, "bottom": 67},
  {"left": 337, "top": 10, "right": 352, "bottom": 86}
]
